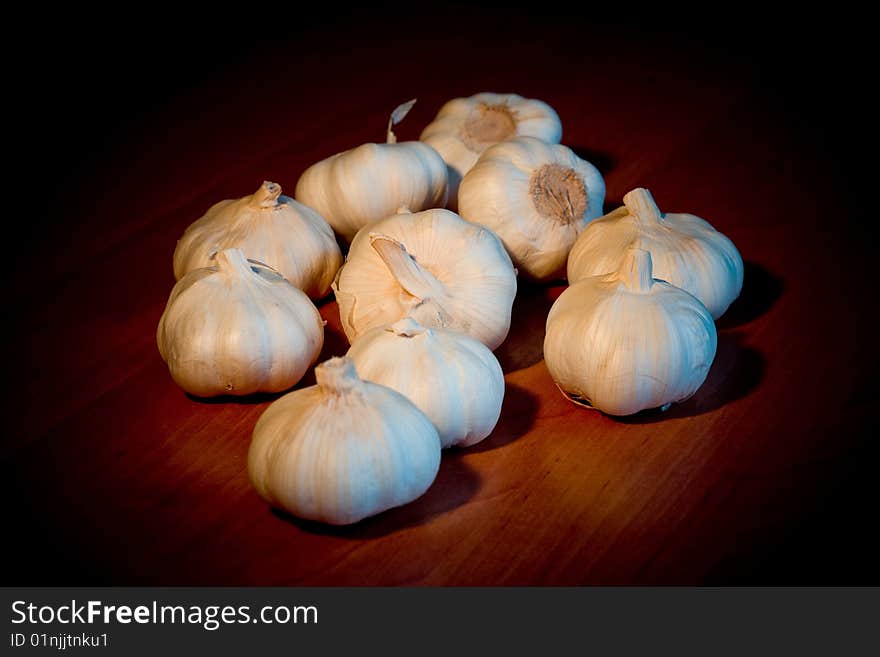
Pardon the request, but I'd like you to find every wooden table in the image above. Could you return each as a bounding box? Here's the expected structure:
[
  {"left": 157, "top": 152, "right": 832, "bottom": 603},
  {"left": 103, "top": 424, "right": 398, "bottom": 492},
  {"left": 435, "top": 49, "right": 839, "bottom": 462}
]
[{"left": 4, "top": 13, "right": 876, "bottom": 585}]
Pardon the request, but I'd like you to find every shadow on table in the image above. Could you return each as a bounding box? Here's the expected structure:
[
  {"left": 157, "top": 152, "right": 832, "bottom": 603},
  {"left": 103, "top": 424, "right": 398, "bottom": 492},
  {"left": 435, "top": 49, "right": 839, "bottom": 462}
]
[
  {"left": 717, "top": 261, "right": 783, "bottom": 330},
  {"left": 616, "top": 330, "right": 765, "bottom": 424},
  {"left": 186, "top": 390, "right": 282, "bottom": 405},
  {"left": 495, "top": 284, "right": 561, "bottom": 373},
  {"left": 463, "top": 383, "right": 539, "bottom": 454},
  {"left": 273, "top": 451, "right": 481, "bottom": 539}
]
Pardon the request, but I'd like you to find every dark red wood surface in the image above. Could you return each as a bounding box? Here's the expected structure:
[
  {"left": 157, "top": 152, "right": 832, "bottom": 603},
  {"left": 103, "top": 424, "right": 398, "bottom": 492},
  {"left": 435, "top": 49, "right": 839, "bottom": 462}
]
[{"left": 4, "top": 11, "right": 876, "bottom": 585}]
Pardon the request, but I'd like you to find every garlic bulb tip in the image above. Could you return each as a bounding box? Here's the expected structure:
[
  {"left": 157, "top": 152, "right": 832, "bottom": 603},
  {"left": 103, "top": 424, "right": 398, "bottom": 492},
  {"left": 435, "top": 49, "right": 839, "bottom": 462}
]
[
  {"left": 622, "top": 187, "right": 663, "bottom": 224},
  {"left": 568, "top": 188, "right": 744, "bottom": 319},
  {"left": 251, "top": 180, "right": 283, "bottom": 208},
  {"left": 173, "top": 181, "right": 342, "bottom": 299},
  {"left": 315, "top": 356, "right": 360, "bottom": 394}
]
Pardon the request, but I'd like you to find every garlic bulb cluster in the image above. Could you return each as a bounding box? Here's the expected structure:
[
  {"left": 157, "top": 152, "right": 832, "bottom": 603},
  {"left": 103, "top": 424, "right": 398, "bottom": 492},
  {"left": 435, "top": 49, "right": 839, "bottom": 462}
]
[
  {"left": 347, "top": 317, "right": 504, "bottom": 448},
  {"left": 150, "top": 87, "right": 750, "bottom": 527},
  {"left": 545, "top": 248, "right": 717, "bottom": 416},
  {"left": 157, "top": 248, "right": 324, "bottom": 397},
  {"left": 458, "top": 137, "right": 605, "bottom": 281},
  {"left": 567, "top": 188, "right": 743, "bottom": 319},
  {"left": 420, "top": 92, "right": 563, "bottom": 208},
  {"left": 295, "top": 100, "right": 448, "bottom": 241},
  {"left": 248, "top": 357, "right": 441, "bottom": 525},
  {"left": 173, "top": 181, "right": 342, "bottom": 299},
  {"left": 333, "top": 208, "right": 517, "bottom": 350}
]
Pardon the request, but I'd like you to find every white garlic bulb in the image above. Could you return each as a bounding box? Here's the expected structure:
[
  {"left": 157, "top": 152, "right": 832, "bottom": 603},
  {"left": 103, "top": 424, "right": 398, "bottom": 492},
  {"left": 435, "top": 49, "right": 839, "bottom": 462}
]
[
  {"left": 567, "top": 188, "right": 744, "bottom": 319},
  {"left": 333, "top": 208, "right": 517, "bottom": 350},
  {"left": 157, "top": 248, "right": 324, "bottom": 397},
  {"left": 295, "top": 100, "right": 448, "bottom": 241},
  {"left": 545, "top": 248, "right": 717, "bottom": 416},
  {"left": 173, "top": 181, "right": 342, "bottom": 299},
  {"left": 420, "top": 92, "right": 563, "bottom": 209},
  {"left": 458, "top": 136, "right": 605, "bottom": 281},
  {"left": 248, "top": 356, "right": 441, "bottom": 525},
  {"left": 347, "top": 317, "right": 504, "bottom": 448}
]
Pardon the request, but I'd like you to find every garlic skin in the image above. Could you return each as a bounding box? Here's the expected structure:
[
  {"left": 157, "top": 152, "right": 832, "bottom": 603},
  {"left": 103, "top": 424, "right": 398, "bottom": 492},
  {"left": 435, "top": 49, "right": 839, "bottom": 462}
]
[
  {"left": 420, "top": 92, "right": 563, "bottom": 209},
  {"left": 248, "top": 357, "right": 441, "bottom": 525},
  {"left": 157, "top": 248, "right": 324, "bottom": 397},
  {"left": 545, "top": 248, "right": 717, "bottom": 416},
  {"left": 295, "top": 100, "right": 448, "bottom": 241},
  {"left": 173, "top": 181, "right": 342, "bottom": 299},
  {"left": 333, "top": 208, "right": 517, "bottom": 350},
  {"left": 567, "top": 188, "right": 743, "bottom": 319},
  {"left": 458, "top": 137, "right": 605, "bottom": 281},
  {"left": 347, "top": 317, "right": 504, "bottom": 448}
]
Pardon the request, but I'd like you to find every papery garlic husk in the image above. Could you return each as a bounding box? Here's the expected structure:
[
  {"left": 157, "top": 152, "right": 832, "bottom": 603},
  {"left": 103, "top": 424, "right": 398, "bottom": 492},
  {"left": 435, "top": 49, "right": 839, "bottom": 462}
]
[
  {"left": 420, "top": 92, "right": 563, "bottom": 209},
  {"left": 347, "top": 317, "right": 505, "bottom": 448},
  {"left": 458, "top": 136, "right": 605, "bottom": 281},
  {"left": 248, "top": 356, "right": 441, "bottom": 525},
  {"left": 567, "top": 188, "right": 744, "bottom": 319},
  {"left": 294, "top": 100, "right": 448, "bottom": 241},
  {"left": 157, "top": 248, "right": 324, "bottom": 397},
  {"left": 333, "top": 208, "right": 517, "bottom": 350},
  {"left": 173, "top": 181, "right": 342, "bottom": 299},
  {"left": 545, "top": 248, "right": 717, "bottom": 416}
]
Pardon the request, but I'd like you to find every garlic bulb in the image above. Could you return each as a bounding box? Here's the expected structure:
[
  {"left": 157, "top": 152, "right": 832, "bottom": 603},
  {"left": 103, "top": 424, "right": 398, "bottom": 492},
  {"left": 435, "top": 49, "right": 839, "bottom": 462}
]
[
  {"left": 173, "top": 181, "right": 342, "bottom": 299},
  {"left": 347, "top": 317, "right": 504, "bottom": 448},
  {"left": 458, "top": 136, "right": 605, "bottom": 281},
  {"left": 157, "top": 248, "right": 324, "bottom": 397},
  {"left": 420, "top": 92, "right": 563, "bottom": 209},
  {"left": 248, "top": 356, "right": 441, "bottom": 525},
  {"left": 567, "top": 188, "right": 743, "bottom": 319},
  {"left": 294, "top": 100, "right": 448, "bottom": 241},
  {"left": 545, "top": 248, "right": 717, "bottom": 416},
  {"left": 333, "top": 208, "right": 517, "bottom": 350}
]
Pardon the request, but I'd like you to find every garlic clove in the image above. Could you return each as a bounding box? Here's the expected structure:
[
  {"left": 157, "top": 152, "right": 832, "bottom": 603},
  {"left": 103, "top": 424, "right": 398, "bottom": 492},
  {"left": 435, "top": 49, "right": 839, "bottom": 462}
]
[
  {"left": 173, "top": 181, "right": 343, "bottom": 300},
  {"left": 347, "top": 317, "right": 505, "bottom": 448},
  {"left": 248, "top": 356, "right": 441, "bottom": 525},
  {"left": 545, "top": 247, "right": 717, "bottom": 416},
  {"left": 294, "top": 101, "right": 449, "bottom": 242},
  {"left": 332, "top": 208, "right": 517, "bottom": 349},
  {"left": 567, "top": 188, "right": 744, "bottom": 319},
  {"left": 420, "top": 92, "right": 563, "bottom": 209},
  {"left": 157, "top": 248, "right": 324, "bottom": 397},
  {"left": 458, "top": 136, "right": 605, "bottom": 281}
]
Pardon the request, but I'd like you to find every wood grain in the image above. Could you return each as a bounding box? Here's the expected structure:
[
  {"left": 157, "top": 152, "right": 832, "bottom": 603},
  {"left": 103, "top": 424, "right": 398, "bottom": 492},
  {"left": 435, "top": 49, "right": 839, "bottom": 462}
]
[{"left": 4, "top": 12, "right": 876, "bottom": 585}]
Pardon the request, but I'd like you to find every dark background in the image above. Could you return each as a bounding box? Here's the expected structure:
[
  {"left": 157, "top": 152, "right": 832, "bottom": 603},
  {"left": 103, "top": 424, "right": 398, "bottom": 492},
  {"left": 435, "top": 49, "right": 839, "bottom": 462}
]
[
  {"left": 10, "top": 6, "right": 875, "bottom": 233},
  {"left": 9, "top": 6, "right": 876, "bottom": 282},
  {"left": 3, "top": 5, "right": 877, "bottom": 584},
  {"left": 12, "top": 6, "right": 874, "bottom": 214}
]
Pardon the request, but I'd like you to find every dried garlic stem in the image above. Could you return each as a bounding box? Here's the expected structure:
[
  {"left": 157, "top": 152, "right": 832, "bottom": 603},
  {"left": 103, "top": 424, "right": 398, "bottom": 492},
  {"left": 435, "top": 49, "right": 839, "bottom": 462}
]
[
  {"left": 250, "top": 181, "right": 282, "bottom": 208},
  {"left": 618, "top": 248, "right": 654, "bottom": 293},
  {"left": 623, "top": 188, "right": 663, "bottom": 225},
  {"left": 386, "top": 99, "right": 417, "bottom": 144},
  {"left": 315, "top": 357, "right": 361, "bottom": 394},
  {"left": 370, "top": 234, "right": 445, "bottom": 301},
  {"left": 214, "top": 248, "right": 254, "bottom": 279}
]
